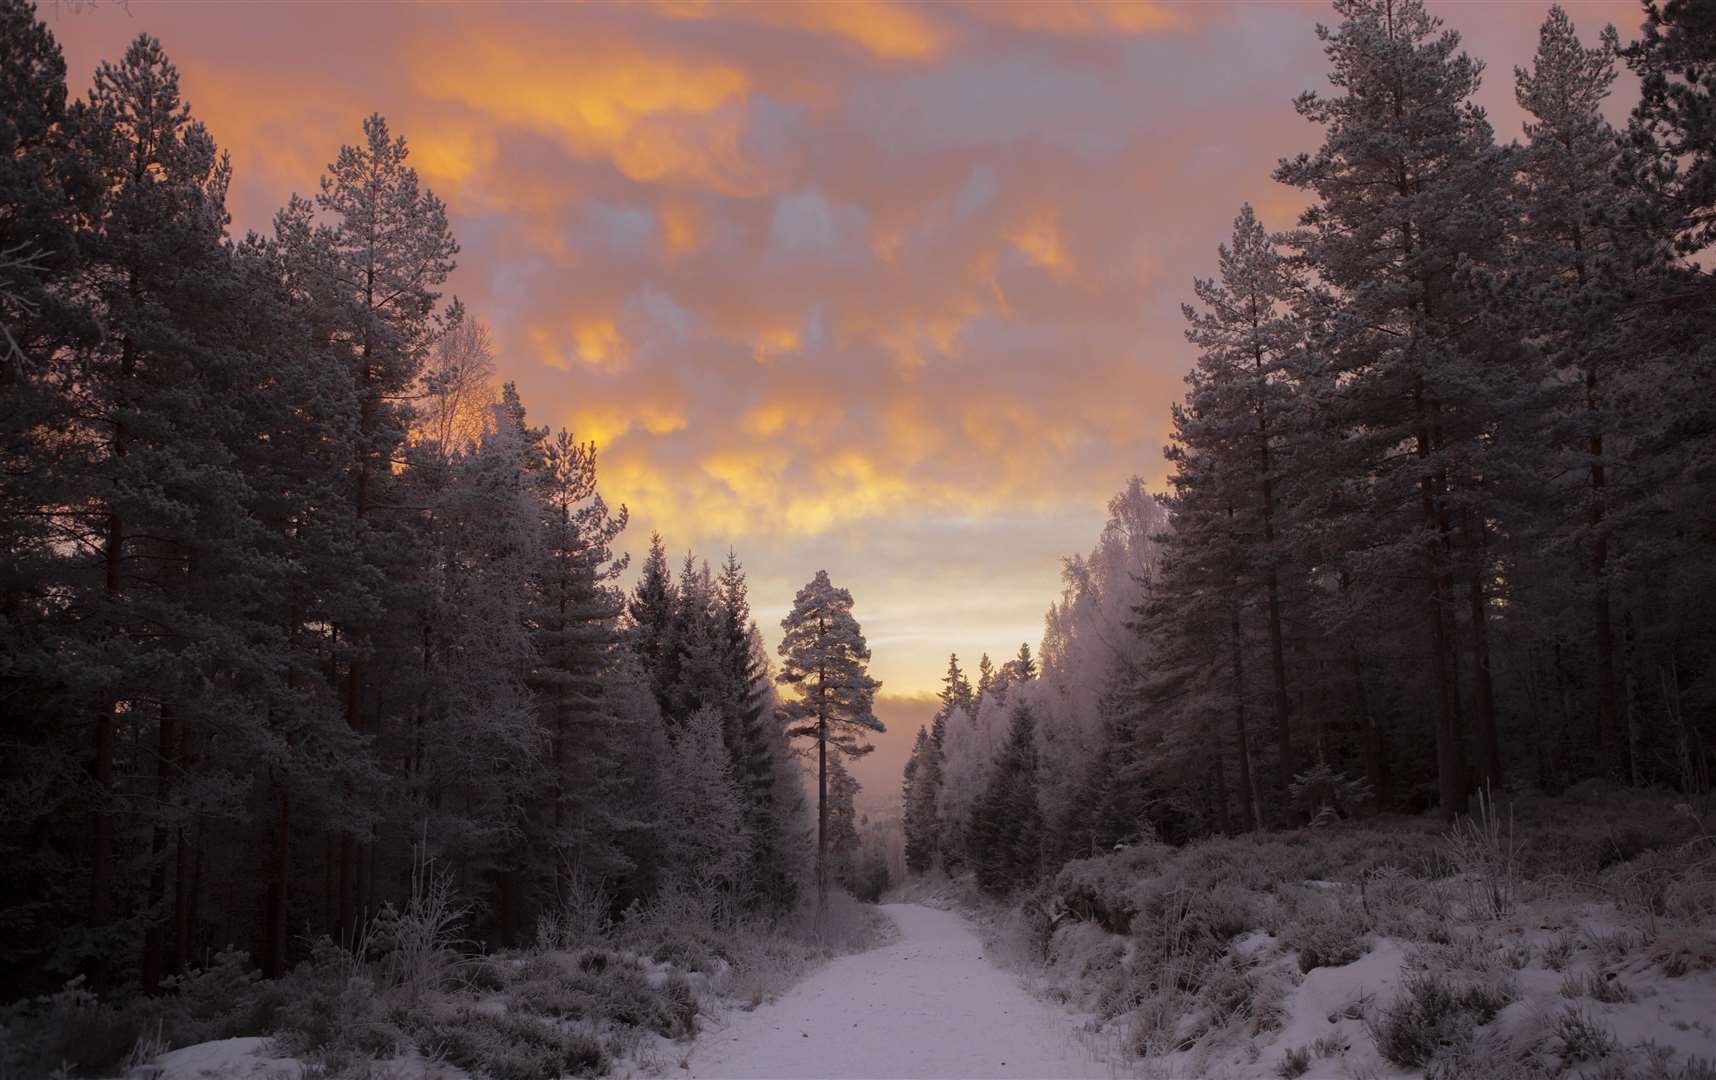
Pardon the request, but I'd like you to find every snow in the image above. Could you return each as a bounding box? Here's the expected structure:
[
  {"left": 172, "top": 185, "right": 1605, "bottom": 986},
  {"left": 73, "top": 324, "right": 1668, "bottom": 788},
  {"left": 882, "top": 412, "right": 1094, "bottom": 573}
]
[
  {"left": 685, "top": 903, "right": 1110, "bottom": 1079},
  {"left": 146, "top": 1036, "right": 303, "bottom": 1079}
]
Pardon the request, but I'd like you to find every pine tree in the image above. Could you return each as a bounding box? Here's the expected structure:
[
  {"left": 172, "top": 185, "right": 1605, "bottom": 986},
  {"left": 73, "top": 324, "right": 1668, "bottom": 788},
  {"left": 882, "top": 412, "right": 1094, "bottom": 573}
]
[
  {"left": 275, "top": 112, "right": 458, "bottom": 934},
  {"left": 1619, "top": 0, "right": 1716, "bottom": 256},
  {"left": 1509, "top": 7, "right": 1642, "bottom": 780},
  {"left": 1179, "top": 203, "right": 1302, "bottom": 796},
  {"left": 61, "top": 33, "right": 256, "bottom": 980},
  {"left": 1275, "top": 0, "right": 1513, "bottom": 820},
  {"left": 0, "top": 0, "right": 95, "bottom": 982},
  {"left": 777, "top": 570, "right": 883, "bottom": 908},
  {"left": 526, "top": 424, "right": 629, "bottom": 927}
]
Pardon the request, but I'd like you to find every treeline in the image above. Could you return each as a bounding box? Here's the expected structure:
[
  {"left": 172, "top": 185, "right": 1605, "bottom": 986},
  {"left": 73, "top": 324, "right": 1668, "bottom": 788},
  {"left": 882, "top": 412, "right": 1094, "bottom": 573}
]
[
  {"left": 0, "top": 2, "right": 809, "bottom": 997},
  {"left": 905, "top": 0, "right": 1716, "bottom": 897}
]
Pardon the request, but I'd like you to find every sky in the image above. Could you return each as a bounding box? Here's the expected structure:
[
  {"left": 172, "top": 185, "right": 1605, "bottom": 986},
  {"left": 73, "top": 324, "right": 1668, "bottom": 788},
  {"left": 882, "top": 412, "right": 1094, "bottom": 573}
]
[{"left": 50, "top": 0, "right": 1643, "bottom": 810}]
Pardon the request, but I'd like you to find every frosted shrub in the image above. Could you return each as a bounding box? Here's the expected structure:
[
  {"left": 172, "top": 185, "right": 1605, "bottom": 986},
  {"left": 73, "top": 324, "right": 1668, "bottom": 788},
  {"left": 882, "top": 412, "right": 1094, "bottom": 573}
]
[
  {"left": 417, "top": 1007, "right": 606, "bottom": 1080},
  {"left": 1549, "top": 1006, "right": 1620, "bottom": 1066},
  {"left": 1442, "top": 786, "right": 1522, "bottom": 919},
  {"left": 1367, "top": 969, "right": 1514, "bottom": 1070},
  {"left": 376, "top": 852, "right": 472, "bottom": 1006},
  {"left": 1649, "top": 925, "right": 1716, "bottom": 976},
  {"left": 271, "top": 936, "right": 404, "bottom": 1061},
  {"left": 1283, "top": 894, "right": 1371, "bottom": 973},
  {"left": 1287, "top": 763, "right": 1373, "bottom": 824},
  {"left": 1276, "top": 1044, "right": 1312, "bottom": 1078},
  {"left": 1559, "top": 967, "right": 1635, "bottom": 1004},
  {"left": 537, "top": 865, "right": 612, "bottom": 950}
]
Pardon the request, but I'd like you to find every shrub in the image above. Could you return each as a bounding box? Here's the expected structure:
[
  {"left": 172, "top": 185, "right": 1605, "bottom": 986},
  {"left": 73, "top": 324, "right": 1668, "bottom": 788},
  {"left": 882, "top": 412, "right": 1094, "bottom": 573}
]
[
  {"left": 1367, "top": 970, "right": 1513, "bottom": 1069},
  {"left": 1650, "top": 926, "right": 1716, "bottom": 977},
  {"left": 1442, "top": 787, "right": 1522, "bottom": 919},
  {"left": 373, "top": 854, "right": 472, "bottom": 1006},
  {"left": 418, "top": 1008, "right": 606, "bottom": 1080},
  {"left": 1277, "top": 1045, "right": 1312, "bottom": 1078},
  {"left": 1559, "top": 967, "right": 1636, "bottom": 1004},
  {"left": 537, "top": 866, "right": 613, "bottom": 950},
  {"left": 0, "top": 977, "right": 143, "bottom": 1078},
  {"left": 270, "top": 938, "right": 400, "bottom": 1062},
  {"left": 1550, "top": 1005, "right": 1619, "bottom": 1065},
  {"left": 1285, "top": 899, "right": 1370, "bottom": 973}
]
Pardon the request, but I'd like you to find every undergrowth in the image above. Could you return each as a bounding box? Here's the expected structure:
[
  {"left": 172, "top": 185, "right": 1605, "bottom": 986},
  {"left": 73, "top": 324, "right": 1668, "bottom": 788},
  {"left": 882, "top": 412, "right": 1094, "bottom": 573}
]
[{"left": 0, "top": 882, "right": 889, "bottom": 1079}]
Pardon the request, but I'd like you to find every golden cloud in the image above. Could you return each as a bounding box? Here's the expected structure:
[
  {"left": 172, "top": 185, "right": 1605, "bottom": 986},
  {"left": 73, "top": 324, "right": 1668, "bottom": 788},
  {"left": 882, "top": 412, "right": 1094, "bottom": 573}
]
[{"left": 653, "top": 0, "right": 949, "bottom": 61}]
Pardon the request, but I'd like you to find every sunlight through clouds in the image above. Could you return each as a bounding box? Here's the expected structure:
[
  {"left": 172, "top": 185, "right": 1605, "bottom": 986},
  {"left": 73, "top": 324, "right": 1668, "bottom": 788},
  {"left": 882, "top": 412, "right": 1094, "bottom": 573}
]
[{"left": 48, "top": 0, "right": 1647, "bottom": 698}]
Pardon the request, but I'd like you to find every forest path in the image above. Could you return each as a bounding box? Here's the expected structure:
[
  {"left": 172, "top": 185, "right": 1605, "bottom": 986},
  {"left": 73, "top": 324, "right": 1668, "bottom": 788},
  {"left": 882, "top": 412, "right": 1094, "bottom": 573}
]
[{"left": 684, "top": 903, "right": 1111, "bottom": 1079}]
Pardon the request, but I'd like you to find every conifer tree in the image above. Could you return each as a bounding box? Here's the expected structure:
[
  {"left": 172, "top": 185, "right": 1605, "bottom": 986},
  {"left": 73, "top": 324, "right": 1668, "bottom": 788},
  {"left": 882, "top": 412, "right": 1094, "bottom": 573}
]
[
  {"left": 901, "top": 726, "right": 941, "bottom": 874},
  {"left": 777, "top": 570, "right": 883, "bottom": 907},
  {"left": 967, "top": 704, "right": 1043, "bottom": 897},
  {"left": 827, "top": 754, "right": 862, "bottom": 890},
  {"left": 976, "top": 653, "right": 995, "bottom": 706},
  {"left": 1275, "top": 0, "right": 1512, "bottom": 819},
  {"left": 275, "top": 112, "right": 458, "bottom": 932},
  {"left": 627, "top": 533, "right": 677, "bottom": 713},
  {"left": 1179, "top": 203, "right": 1302, "bottom": 795},
  {"left": 1507, "top": 7, "right": 1643, "bottom": 779}
]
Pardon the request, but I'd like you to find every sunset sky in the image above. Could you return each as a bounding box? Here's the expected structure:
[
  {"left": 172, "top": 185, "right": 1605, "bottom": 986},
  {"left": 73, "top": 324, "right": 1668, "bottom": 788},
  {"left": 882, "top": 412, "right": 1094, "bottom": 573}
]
[{"left": 50, "top": 0, "right": 1641, "bottom": 801}]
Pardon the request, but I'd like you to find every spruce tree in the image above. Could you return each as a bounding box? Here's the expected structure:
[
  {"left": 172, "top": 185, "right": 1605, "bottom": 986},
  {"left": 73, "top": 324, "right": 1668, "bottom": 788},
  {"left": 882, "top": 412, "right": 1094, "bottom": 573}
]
[{"left": 967, "top": 703, "right": 1043, "bottom": 897}]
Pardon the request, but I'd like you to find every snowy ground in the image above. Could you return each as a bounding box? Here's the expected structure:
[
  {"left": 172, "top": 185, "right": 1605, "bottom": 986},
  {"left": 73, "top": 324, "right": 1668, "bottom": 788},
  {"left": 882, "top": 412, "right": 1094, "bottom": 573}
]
[{"left": 684, "top": 903, "right": 1114, "bottom": 1080}]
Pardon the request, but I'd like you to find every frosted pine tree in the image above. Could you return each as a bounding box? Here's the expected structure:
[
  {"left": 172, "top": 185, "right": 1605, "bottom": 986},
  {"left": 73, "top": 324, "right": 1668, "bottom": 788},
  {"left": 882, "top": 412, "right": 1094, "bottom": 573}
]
[
  {"left": 1275, "top": 0, "right": 1512, "bottom": 818},
  {"left": 661, "top": 705, "right": 751, "bottom": 893},
  {"left": 1510, "top": 7, "right": 1643, "bottom": 779},
  {"left": 777, "top": 570, "right": 883, "bottom": 908},
  {"left": 1180, "top": 204, "right": 1301, "bottom": 794}
]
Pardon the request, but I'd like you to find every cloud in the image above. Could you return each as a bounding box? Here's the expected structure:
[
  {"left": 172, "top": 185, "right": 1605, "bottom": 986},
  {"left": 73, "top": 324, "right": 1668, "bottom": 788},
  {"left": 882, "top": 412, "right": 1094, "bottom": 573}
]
[{"left": 47, "top": 0, "right": 1645, "bottom": 695}]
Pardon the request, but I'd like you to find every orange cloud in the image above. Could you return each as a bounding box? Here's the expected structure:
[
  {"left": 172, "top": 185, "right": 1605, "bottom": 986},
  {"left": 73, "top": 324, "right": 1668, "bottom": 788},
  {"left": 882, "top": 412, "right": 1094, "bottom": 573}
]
[
  {"left": 655, "top": 0, "right": 949, "bottom": 61},
  {"left": 409, "top": 29, "right": 768, "bottom": 194},
  {"left": 967, "top": 1, "right": 1193, "bottom": 35},
  {"left": 47, "top": 0, "right": 1621, "bottom": 695}
]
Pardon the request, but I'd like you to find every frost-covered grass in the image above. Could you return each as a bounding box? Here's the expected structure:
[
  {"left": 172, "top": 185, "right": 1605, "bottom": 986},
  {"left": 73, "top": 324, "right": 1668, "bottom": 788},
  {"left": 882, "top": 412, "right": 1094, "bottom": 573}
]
[
  {"left": 921, "top": 784, "right": 1716, "bottom": 1080},
  {"left": 0, "top": 887, "right": 890, "bottom": 1079}
]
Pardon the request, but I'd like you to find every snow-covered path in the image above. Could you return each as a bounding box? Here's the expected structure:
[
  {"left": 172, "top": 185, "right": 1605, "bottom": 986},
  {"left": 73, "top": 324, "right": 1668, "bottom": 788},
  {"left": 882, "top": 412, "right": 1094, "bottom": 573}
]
[{"left": 686, "top": 903, "right": 1112, "bottom": 1079}]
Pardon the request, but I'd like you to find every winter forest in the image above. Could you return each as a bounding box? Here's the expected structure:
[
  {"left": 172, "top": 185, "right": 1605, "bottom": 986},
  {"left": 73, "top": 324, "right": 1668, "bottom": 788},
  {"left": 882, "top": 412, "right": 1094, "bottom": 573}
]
[{"left": 3, "top": 0, "right": 1715, "bottom": 1078}]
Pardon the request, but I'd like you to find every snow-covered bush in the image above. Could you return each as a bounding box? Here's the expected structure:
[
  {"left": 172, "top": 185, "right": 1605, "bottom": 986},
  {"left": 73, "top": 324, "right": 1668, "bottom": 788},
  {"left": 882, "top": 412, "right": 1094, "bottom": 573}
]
[
  {"left": 1281, "top": 893, "right": 1370, "bottom": 973},
  {"left": 1366, "top": 969, "right": 1511, "bottom": 1070},
  {"left": 418, "top": 1007, "right": 607, "bottom": 1079}
]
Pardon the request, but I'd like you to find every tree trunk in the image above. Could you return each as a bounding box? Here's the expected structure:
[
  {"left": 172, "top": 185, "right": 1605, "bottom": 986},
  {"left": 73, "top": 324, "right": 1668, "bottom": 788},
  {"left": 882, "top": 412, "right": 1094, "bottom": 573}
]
[
  {"left": 1350, "top": 652, "right": 1388, "bottom": 810},
  {"left": 1228, "top": 583, "right": 1261, "bottom": 832},
  {"left": 174, "top": 818, "right": 197, "bottom": 973},
  {"left": 264, "top": 780, "right": 290, "bottom": 978},
  {"left": 1253, "top": 357, "right": 1293, "bottom": 795},
  {"left": 1587, "top": 365, "right": 1621, "bottom": 778},
  {"left": 1467, "top": 562, "right": 1502, "bottom": 791},
  {"left": 1624, "top": 611, "right": 1641, "bottom": 787},
  {"left": 1415, "top": 380, "right": 1465, "bottom": 821},
  {"left": 143, "top": 700, "right": 181, "bottom": 990},
  {"left": 1211, "top": 751, "right": 1231, "bottom": 836}
]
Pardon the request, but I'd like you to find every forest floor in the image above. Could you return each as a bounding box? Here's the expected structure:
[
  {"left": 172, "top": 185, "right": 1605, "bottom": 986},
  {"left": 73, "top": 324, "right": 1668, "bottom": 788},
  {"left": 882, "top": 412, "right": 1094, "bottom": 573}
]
[
  {"left": 680, "top": 903, "right": 1112, "bottom": 1079},
  {"left": 901, "top": 786, "right": 1716, "bottom": 1080}
]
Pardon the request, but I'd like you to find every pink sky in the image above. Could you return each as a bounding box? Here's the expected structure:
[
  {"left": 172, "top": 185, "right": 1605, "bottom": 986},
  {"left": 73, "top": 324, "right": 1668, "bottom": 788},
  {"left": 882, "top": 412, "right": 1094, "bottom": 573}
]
[{"left": 49, "top": 0, "right": 1644, "bottom": 808}]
